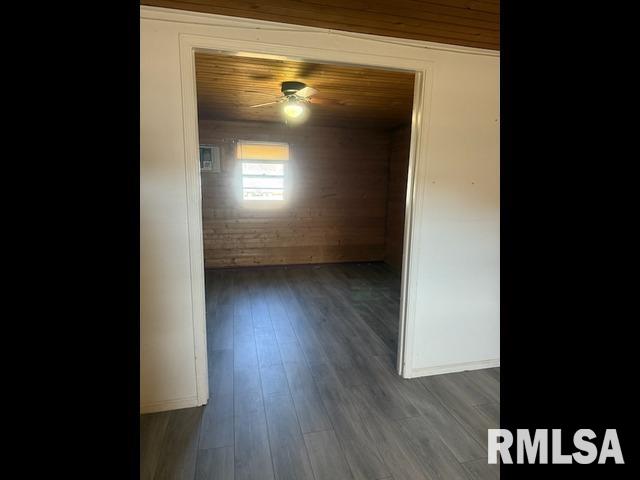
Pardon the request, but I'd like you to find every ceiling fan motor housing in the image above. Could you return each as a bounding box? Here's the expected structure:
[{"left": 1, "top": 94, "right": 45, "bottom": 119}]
[{"left": 281, "top": 81, "right": 306, "bottom": 96}]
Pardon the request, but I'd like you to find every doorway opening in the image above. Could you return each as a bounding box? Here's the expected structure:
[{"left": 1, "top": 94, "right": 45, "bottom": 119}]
[{"left": 188, "top": 46, "right": 422, "bottom": 405}]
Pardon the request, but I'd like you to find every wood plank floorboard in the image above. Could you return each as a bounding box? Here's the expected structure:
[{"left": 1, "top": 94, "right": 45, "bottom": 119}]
[
  {"left": 304, "top": 429, "right": 354, "bottom": 480},
  {"left": 140, "top": 411, "right": 171, "bottom": 480},
  {"left": 395, "top": 416, "right": 474, "bottom": 480},
  {"left": 420, "top": 373, "right": 497, "bottom": 450},
  {"left": 195, "top": 446, "right": 234, "bottom": 480},
  {"left": 474, "top": 402, "right": 500, "bottom": 428},
  {"left": 140, "top": 262, "right": 500, "bottom": 479},
  {"left": 485, "top": 367, "right": 500, "bottom": 382},
  {"left": 153, "top": 407, "right": 204, "bottom": 480},
  {"left": 462, "top": 458, "right": 500, "bottom": 480},
  {"left": 368, "top": 354, "right": 486, "bottom": 463},
  {"left": 198, "top": 392, "right": 234, "bottom": 450},
  {"left": 263, "top": 393, "right": 316, "bottom": 480},
  {"left": 310, "top": 362, "right": 391, "bottom": 480},
  {"left": 207, "top": 348, "right": 233, "bottom": 397}
]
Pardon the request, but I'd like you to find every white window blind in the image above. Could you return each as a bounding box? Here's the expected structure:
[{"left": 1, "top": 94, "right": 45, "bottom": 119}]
[{"left": 237, "top": 141, "right": 289, "bottom": 201}]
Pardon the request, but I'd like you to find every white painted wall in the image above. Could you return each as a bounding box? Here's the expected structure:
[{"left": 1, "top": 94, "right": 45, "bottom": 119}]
[
  {"left": 140, "top": 17, "right": 203, "bottom": 412},
  {"left": 140, "top": 6, "right": 499, "bottom": 411},
  {"left": 407, "top": 52, "right": 500, "bottom": 376}
]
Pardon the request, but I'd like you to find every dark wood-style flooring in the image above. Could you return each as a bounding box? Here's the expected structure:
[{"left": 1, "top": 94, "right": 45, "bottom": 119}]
[{"left": 141, "top": 262, "right": 500, "bottom": 480}]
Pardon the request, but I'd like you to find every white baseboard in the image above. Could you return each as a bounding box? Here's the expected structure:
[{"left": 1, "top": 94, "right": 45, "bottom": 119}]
[
  {"left": 140, "top": 395, "right": 204, "bottom": 415},
  {"left": 405, "top": 358, "right": 500, "bottom": 378}
]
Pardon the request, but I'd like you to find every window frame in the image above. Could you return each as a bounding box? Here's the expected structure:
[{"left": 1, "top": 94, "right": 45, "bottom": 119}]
[
  {"left": 241, "top": 159, "right": 286, "bottom": 201},
  {"left": 237, "top": 140, "right": 290, "bottom": 204}
]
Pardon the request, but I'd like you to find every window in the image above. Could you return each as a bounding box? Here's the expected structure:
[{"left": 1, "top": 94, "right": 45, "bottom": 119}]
[{"left": 237, "top": 141, "right": 289, "bottom": 201}]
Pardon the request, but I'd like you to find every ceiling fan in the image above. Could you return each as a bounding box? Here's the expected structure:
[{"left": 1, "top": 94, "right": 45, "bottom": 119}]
[{"left": 248, "top": 81, "right": 318, "bottom": 119}]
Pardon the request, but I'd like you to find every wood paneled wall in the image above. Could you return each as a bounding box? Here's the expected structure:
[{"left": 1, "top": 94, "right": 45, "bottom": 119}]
[
  {"left": 199, "top": 119, "right": 393, "bottom": 268},
  {"left": 384, "top": 126, "right": 412, "bottom": 271}
]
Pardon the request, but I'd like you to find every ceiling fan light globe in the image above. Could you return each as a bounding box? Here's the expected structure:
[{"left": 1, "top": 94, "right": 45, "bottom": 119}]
[{"left": 283, "top": 103, "right": 305, "bottom": 118}]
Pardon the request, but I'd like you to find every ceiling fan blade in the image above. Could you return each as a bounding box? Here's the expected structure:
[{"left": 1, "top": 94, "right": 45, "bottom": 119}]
[
  {"left": 296, "top": 86, "right": 318, "bottom": 98},
  {"left": 244, "top": 90, "right": 277, "bottom": 96},
  {"left": 309, "top": 97, "right": 343, "bottom": 106},
  {"left": 248, "top": 100, "right": 282, "bottom": 108}
]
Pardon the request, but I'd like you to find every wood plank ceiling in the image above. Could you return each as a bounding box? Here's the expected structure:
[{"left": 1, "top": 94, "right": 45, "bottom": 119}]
[
  {"left": 141, "top": 0, "right": 500, "bottom": 50},
  {"left": 195, "top": 52, "right": 415, "bottom": 129}
]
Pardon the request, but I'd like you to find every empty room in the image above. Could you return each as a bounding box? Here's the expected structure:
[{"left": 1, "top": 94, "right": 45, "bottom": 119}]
[
  {"left": 140, "top": 2, "right": 499, "bottom": 480},
  {"left": 197, "top": 51, "right": 414, "bottom": 357}
]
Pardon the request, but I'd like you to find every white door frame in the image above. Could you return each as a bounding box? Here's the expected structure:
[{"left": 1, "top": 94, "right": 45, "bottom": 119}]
[{"left": 168, "top": 10, "right": 438, "bottom": 403}]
